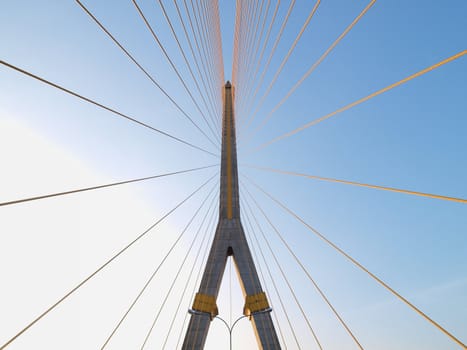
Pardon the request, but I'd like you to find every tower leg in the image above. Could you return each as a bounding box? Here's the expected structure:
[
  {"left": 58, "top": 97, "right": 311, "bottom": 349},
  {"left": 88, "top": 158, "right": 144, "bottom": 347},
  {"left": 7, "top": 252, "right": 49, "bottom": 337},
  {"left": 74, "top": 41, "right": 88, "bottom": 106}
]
[
  {"left": 182, "top": 222, "right": 281, "bottom": 349},
  {"left": 183, "top": 314, "right": 211, "bottom": 349}
]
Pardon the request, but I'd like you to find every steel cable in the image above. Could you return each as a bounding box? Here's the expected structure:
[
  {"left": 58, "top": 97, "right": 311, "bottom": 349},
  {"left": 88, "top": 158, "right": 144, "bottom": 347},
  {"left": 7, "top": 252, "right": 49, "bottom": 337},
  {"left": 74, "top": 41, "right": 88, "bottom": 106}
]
[
  {"left": 0, "top": 60, "right": 218, "bottom": 157},
  {"left": 0, "top": 173, "right": 217, "bottom": 350},
  {"left": 246, "top": 176, "right": 467, "bottom": 349},
  {"left": 75, "top": 0, "right": 219, "bottom": 149}
]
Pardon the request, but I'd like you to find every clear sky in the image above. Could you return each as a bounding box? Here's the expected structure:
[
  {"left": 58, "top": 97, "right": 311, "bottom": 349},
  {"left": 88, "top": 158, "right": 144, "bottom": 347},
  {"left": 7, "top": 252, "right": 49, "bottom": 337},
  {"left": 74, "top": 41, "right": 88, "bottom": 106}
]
[{"left": 0, "top": 1, "right": 466, "bottom": 349}]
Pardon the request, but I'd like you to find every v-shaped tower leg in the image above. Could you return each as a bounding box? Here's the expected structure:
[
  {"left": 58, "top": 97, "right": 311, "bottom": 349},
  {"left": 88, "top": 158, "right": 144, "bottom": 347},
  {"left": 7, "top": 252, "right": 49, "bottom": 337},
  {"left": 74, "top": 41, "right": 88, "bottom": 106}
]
[{"left": 182, "top": 82, "right": 281, "bottom": 349}]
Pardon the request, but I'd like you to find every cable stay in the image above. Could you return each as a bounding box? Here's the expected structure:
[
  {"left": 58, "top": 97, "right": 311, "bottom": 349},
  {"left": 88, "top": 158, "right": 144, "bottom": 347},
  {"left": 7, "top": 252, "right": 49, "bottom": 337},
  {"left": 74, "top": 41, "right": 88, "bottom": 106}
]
[
  {"left": 161, "top": 198, "right": 218, "bottom": 350},
  {"left": 131, "top": 0, "right": 220, "bottom": 144},
  {"left": 249, "top": 50, "right": 467, "bottom": 154},
  {"left": 173, "top": 0, "right": 222, "bottom": 130},
  {"left": 242, "top": 183, "right": 363, "bottom": 349},
  {"left": 192, "top": 0, "right": 218, "bottom": 90},
  {"left": 214, "top": 0, "right": 226, "bottom": 87},
  {"left": 100, "top": 183, "right": 218, "bottom": 349},
  {"left": 75, "top": 0, "right": 219, "bottom": 150},
  {"left": 234, "top": 0, "right": 262, "bottom": 113},
  {"left": 0, "top": 174, "right": 216, "bottom": 350},
  {"left": 239, "top": 0, "right": 297, "bottom": 133},
  {"left": 237, "top": 0, "right": 272, "bottom": 128},
  {"left": 156, "top": 0, "right": 218, "bottom": 130},
  {"left": 235, "top": 0, "right": 272, "bottom": 127},
  {"left": 0, "top": 60, "right": 218, "bottom": 157},
  {"left": 246, "top": 0, "right": 262, "bottom": 58},
  {"left": 231, "top": 0, "right": 242, "bottom": 89},
  {"left": 0, "top": 165, "right": 217, "bottom": 207},
  {"left": 245, "top": 176, "right": 467, "bottom": 349},
  {"left": 139, "top": 191, "right": 218, "bottom": 350},
  {"left": 238, "top": 0, "right": 263, "bottom": 100},
  {"left": 181, "top": 0, "right": 223, "bottom": 121},
  {"left": 199, "top": 0, "right": 225, "bottom": 131},
  {"left": 235, "top": 0, "right": 280, "bottom": 128},
  {"left": 240, "top": 197, "right": 302, "bottom": 349},
  {"left": 238, "top": 0, "right": 258, "bottom": 97},
  {"left": 197, "top": 0, "right": 221, "bottom": 87},
  {"left": 205, "top": 0, "right": 225, "bottom": 87},
  {"left": 244, "top": 165, "right": 467, "bottom": 204},
  {"left": 186, "top": 0, "right": 221, "bottom": 112},
  {"left": 240, "top": 203, "right": 289, "bottom": 349},
  {"left": 242, "top": 0, "right": 376, "bottom": 145},
  {"left": 240, "top": 0, "right": 321, "bottom": 137},
  {"left": 241, "top": 195, "right": 324, "bottom": 350},
  {"left": 235, "top": 0, "right": 264, "bottom": 113},
  {"left": 197, "top": 0, "right": 224, "bottom": 125},
  {"left": 174, "top": 209, "right": 219, "bottom": 349}
]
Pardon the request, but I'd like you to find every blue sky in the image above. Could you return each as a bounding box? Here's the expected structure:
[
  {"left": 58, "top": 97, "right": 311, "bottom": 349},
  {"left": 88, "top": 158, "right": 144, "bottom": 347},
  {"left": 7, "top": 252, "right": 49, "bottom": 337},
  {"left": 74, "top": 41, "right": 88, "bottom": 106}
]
[{"left": 1, "top": 1, "right": 466, "bottom": 349}]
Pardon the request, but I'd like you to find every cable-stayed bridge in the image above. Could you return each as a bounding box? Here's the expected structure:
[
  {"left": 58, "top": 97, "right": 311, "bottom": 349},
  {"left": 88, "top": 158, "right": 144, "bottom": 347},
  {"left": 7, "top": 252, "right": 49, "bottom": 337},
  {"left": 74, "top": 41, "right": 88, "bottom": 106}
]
[{"left": 0, "top": 1, "right": 466, "bottom": 349}]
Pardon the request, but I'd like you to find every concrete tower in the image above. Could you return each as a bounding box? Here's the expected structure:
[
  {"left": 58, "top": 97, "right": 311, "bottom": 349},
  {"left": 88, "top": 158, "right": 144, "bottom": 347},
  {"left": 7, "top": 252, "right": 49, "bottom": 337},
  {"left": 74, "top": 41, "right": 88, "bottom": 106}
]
[{"left": 182, "top": 82, "right": 281, "bottom": 349}]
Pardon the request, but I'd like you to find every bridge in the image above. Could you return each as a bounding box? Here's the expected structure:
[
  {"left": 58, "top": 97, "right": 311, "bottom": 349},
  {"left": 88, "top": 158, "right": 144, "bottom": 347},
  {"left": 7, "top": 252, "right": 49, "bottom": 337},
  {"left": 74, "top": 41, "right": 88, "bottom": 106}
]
[{"left": 0, "top": 1, "right": 466, "bottom": 349}]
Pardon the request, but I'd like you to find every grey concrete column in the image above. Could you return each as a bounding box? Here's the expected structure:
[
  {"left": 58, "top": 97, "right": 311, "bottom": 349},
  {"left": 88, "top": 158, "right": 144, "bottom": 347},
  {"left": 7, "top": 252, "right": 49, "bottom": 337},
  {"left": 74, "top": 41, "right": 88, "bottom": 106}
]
[{"left": 182, "top": 82, "right": 281, "bottom": 349}]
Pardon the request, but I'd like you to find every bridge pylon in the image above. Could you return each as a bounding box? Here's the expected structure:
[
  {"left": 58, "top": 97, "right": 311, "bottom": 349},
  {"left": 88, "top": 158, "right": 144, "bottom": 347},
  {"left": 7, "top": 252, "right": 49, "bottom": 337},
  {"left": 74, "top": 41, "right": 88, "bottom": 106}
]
[{"left": 182, "top": 82, "right": 281, "bottom": 349}]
